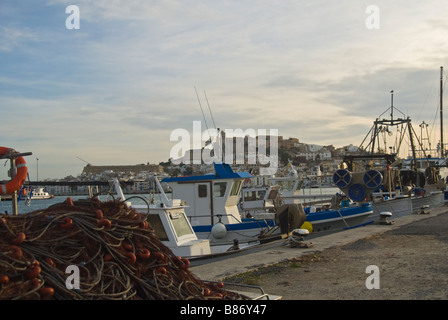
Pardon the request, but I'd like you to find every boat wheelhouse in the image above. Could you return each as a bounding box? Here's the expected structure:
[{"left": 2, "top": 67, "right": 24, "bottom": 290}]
[
  {"left": 161, "top": 163, "right": 278, "bottom": 245},
  {"left": 112, "top": 178, "right": 212, "bottom": 258}
]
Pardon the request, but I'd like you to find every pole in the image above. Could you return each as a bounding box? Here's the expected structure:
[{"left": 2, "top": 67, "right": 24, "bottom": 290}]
[
  {"left": 440, "top": 66, "right": 444, "bottom": 157},
  {"left": 10, "top": 158, "right": 18, "bottom": 216}
]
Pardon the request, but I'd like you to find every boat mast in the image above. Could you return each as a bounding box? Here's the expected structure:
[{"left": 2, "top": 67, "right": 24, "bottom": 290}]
[{"left": 440, "top": 66, "right": 444, "bottom": 157}]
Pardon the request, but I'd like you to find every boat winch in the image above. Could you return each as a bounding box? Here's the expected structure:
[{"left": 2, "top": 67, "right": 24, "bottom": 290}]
[{"left": 333, "top": 169, "right": 383, "bottom": 202}]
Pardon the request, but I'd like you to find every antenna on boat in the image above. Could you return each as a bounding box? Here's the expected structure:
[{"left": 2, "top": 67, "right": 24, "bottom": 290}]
[
  {"left": 204, "top": 90, "right": 217, "bottom": 131},
  {"left": 440, "top": 66, "right": 444, "bottom": 157},
  {"left": 195, "top": 86, "right": 210, "bottom": 132},
  {"left": 390, "top": 90, "right": 394, "bottom": 121}
]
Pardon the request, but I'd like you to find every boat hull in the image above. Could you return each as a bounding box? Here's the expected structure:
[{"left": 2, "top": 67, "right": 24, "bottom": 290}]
[
  {"left": 305, "top": 203, "right": 373, "bottom": 232},
  {"left": 193, "top": 219, "right": 277, "bottom": 246},
  {"left": 193, "top": 203, "right": 374, "bottom": 245},
  {"left": 371, "top": 191, "right": 443, "bottom": 219}
]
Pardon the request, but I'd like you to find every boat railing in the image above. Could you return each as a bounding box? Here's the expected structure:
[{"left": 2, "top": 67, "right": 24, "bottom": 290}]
[
  {"left": 204, "top": 281, "right": 278, "bottom": 300},
  {"left": 187, "top": 213, "right": 244, "bottom": 224}
]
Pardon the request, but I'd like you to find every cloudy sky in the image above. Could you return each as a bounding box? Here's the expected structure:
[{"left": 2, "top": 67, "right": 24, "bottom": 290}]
[{"left": 1, "top": 0, "right": 447, "bottom": 179}]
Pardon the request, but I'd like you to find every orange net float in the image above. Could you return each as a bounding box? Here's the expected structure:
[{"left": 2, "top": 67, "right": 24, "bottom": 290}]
[
  {"left": 10, "top": 232, "right": 26, "bottom": 245},
  {"left": 39, "top": 286, "right": 54, "bottom": 298},
  {"left": 125, "top": 252, "right": 137, "bottom": 265},
  {"left": 0, "top": 275, "right": 9, "bottom": 285},
  {"left": 65, "top": 197, "right": 74, "bottom": 206},
  {"left": 137, "top": 248, "right": 150, "bottom": 260},
  {"left": 60, "top": 217, "right": 73, "bottom": 229},
  {"left": 97, "top": 219, "right": 111, "bottom": 229},
  {"left": 139, "top": 221, "right": 149, "bottom": 229},
  {"left": 25, "top": 265, "right": 41, "bottom": 280},
  {"left": 151, "top": 251, "right": 165, "bottom": 261},
  {"left": 176, "top": 257, "right": 190, "bottom": 270},
  {"left": 9, "top": 245, "right": 23, "bottom": 259},
  {"left": 95, "top": 210, "right": 103, "bottom": 220},
  {"left": 0, "top": 147, "right": 28, "bottom": 195}
]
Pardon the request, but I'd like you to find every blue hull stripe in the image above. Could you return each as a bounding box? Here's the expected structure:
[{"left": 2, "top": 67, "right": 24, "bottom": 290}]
[{"left": 193, "top": 204, "right": 373, "bottom": 233}]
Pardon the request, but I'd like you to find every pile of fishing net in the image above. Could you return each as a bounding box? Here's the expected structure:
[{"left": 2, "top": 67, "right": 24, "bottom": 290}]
[{"left": 0, "top": 198, "right": 247, "bottom": 300}]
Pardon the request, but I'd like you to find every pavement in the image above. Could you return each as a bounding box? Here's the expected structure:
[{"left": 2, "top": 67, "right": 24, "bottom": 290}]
[{"left": 190, "top": 204, "right": 448, "bottom": 281}]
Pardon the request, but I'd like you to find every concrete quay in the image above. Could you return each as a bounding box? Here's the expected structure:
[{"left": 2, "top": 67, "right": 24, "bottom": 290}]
[{"left": 190, "top": 205, "right": 448, "bottom": 282}]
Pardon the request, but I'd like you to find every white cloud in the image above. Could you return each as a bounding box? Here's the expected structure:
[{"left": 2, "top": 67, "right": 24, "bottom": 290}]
[{"left": 1, "top": 0, "right": 448, "bottom": 178}]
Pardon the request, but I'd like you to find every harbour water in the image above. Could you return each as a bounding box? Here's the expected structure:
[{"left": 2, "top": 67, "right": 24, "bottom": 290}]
[{"left": 0, "top": 194, "right": 157, "bottom": 215}]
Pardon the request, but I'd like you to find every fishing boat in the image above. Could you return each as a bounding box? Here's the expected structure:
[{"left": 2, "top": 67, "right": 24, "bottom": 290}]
[
  {"left": 346, "top": 79, "right": 448, "bottom": 219},
  {"left": 29, "top": 187, "right": 54, "bottom": 200},
  {"left": 240, "top": 179, "right": 374, "bottom": 233},
  {"left": 111, "top": 177, "right": 213, "bottom": 259},
  {"left": 161, "top": 162, "right": 284, "bottom": 246}
]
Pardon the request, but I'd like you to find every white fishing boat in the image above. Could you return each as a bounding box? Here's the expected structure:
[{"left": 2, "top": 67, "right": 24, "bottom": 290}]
[
  {"left": 29, "top": 187, "right": 53, "bottom": 200},
  {"left": 347, "top": 80, "right": 447, "bottom": 219},
  {"left": 111, "top": 178, "right": 212, "bottom": 259},
  {"left": 161, "top": 163, "right": 284, "bottom": 246}
]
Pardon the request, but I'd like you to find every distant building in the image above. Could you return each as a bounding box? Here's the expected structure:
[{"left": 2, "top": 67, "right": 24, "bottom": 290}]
[{"left": 82, "top": 164, "right": 163, "bottom": 176}]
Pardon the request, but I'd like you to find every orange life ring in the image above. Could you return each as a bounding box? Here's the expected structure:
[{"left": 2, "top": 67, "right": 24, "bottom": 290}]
[{"left": 0, "top": 147, "right": 28, "bottom": 195}]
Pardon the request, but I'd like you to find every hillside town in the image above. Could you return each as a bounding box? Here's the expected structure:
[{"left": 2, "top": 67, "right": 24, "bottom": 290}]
[{"left": 33, "top": 136, "right": 365, "bottom": 196}]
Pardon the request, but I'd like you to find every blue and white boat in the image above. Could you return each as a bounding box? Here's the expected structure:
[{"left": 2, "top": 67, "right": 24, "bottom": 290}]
[
  {"left": 162, "top": 163, "right": 374, "bottom": 245},
  {"left": 162, "top": 162, "right": 279, "bottom": 246}
]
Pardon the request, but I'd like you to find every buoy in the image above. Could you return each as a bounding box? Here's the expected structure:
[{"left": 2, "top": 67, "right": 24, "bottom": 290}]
[
  {"left": 65, "top": 197, "right": 74, "bottom": 206},
  {"left": 95, "top": 210, "right": 103, "bottom": 220},
  {"left": 103, "top": 254, "right": 113, "bottom": 262},
  {"left": 125, "top": 252, "right": 136, "bottom": 265},
  {"left": 152, "top": 251, "right": 165, "bottom": 261},
  {"left": 9, "top": 245, "right": 22, "bottom": 259},
  {"left": 11, "top": 232, "right": 26, "bottom": 245},
  {"left": 156, "top": 267, "right": 167, "bottom": 275},
  {"left": 45, "top": 257, "right": 56, "bottom": 268},
  {"left": 97, "top": 219, "right": 112, "bottom": 229},
  {"left": 25, "top": 265, "right": 42, "bottom": 280},
  {"left": 122, "top": 243, "right": 133, "bottom": 251},
  {"left": 177, "top": 257, "right": 190, "bottom": 270},
  {"left": 211, "top": 222, "right": 227, "bottom": 239},
  {"left": 137, "top": 248, "right": 151, "bottom": 259},
  {"left": 0, "top": 147, "right": 28, "bottom": 195},
  {"left": 0, "top": 275, "right": 9, "bottom": 285},
  {"left": 60, "top": 217, "right": 73, "bottom": 229},
  {"left": 140, "top": 221, "right": 148, "bottom": 229},
  {"left": 299, "top": 221, "right": 313, "bottom": 234},
  {"left": 39, "top": 286, "right": 55, "bottom": 298}
]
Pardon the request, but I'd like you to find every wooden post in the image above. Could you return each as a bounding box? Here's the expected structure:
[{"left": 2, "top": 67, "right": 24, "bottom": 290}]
[{"left": 10, "top": 158, "right": 18, "bottom": 216}]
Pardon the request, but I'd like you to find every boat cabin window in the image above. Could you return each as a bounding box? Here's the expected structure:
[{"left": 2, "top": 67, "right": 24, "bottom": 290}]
[
  {"left": 213, "top": 182, "right": 227, "bottom": 197},
  {"left": 169, "top": 211, "right": 194, "bottom": 238},
  {"left": 230, "top": 181, "right": 242, "bottom": 196},
  {"left": 147, "top": 214, "right": 168, "bottom": 241},
  {"left": 198, "top": 185, "right": 208, "bottom": 198},
  {"left": 277, "top": 180, "right": 295, "bottom": 192},
  {"left": 243, "top": 190, "right": 266, "bottom": 201}
]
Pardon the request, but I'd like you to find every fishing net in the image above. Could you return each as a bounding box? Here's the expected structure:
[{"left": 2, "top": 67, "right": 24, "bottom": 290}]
[{"left": 0, "top": 198, "right": 247, "bottom": 300}]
